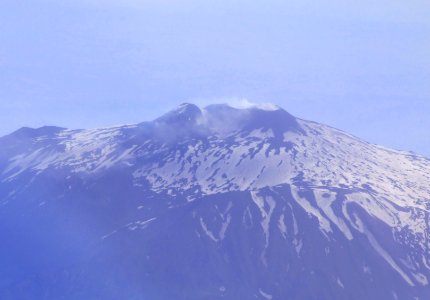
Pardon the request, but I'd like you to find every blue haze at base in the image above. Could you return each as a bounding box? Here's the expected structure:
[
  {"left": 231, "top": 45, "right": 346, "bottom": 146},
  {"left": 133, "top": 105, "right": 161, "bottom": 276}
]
[{"left": 0, "top": 0, "right": 429, "bottom": 157}]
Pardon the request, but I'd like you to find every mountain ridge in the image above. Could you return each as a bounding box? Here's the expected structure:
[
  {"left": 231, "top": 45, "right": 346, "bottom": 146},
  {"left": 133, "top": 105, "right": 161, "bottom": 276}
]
[{"left": 0, "top": 103, "right": 429, "bottom": 299}]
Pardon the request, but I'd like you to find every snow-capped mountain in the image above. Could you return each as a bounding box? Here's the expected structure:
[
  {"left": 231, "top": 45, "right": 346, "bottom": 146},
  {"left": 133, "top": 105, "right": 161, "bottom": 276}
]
[{"left": 1, "top": 103, "right": 429, "bottom": 299}]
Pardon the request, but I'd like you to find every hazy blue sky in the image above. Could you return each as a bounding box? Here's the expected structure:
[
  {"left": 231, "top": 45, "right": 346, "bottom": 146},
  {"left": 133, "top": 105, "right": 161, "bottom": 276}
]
[{"left": 1, "top": 0, "right": 429, "bottom": 156}]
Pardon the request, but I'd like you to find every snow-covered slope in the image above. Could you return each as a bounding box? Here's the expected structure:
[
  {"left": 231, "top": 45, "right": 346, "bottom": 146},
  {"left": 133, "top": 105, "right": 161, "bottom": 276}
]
[{"left": 1, "top": 103, "right": 429, "bottom": 299}]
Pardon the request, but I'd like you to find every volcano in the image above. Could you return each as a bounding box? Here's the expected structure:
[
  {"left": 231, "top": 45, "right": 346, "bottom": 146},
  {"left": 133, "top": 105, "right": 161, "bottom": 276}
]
[{"left": 1, "top": 103, "right": 429, "bottom": 299}]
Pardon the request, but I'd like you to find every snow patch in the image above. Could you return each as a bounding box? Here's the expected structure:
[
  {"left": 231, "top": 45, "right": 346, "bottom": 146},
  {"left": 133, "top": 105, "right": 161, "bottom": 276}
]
[{"left": 259, "top": 289, "right": 273, "bottom": 300}]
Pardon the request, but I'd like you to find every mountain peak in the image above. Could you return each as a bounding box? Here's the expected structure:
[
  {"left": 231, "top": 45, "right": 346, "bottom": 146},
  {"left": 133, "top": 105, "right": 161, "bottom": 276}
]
[
  {"left": 176, "top": 102, "right": 201, "bottom": 113},
  {"left": 155, "top": 103, "right": 202, "bottom": 126},
  {"left": 8, "top": 126, "right": 65, "bottom": 139},
  {"left": 1, "top": 101, "right": 430, "bottom": 300},
  {"left": 203, "top": 102, "right": 302, "bottom": 136},
  {"left": 151, "top": 102, "right": 301, "bottom": 137}
]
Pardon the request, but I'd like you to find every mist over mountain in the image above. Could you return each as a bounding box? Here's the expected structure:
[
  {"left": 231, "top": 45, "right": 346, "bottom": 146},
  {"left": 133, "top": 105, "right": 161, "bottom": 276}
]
[{"left": 1, "top": 103, "right": 430, "bottom": 299}]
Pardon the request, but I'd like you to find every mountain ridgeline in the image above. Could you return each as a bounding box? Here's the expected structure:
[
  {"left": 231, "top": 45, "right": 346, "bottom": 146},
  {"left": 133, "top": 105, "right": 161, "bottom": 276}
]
[{"left": 1, "top": 103, "right": 430, "bottom": 299}]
